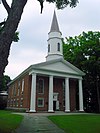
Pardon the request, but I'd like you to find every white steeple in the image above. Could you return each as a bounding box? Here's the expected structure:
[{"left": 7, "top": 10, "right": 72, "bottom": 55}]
[{"left": 46, "top": 11, "right": 63, "bottom": 61}]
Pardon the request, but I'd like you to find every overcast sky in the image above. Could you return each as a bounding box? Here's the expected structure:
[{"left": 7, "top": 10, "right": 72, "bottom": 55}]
[{"left": 0, "top": 0, "right": 100, "bottom": 79}]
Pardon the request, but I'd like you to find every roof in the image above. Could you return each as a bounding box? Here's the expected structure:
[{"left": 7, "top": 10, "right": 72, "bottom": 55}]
[
  {"left": 8, "top": 58, "right": 85, "bottom": 86},
  {"left": 50, "top": 10, "right": 60, "bottom": 32},
  {"left": 31, "top": 58, "right": 85, "bottom": 76}
]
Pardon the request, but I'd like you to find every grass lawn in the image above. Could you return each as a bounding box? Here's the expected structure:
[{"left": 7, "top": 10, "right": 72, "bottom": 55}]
[
  {"left": 0, "top": 110, "right": 23, "bottom": 133},
  {"left": 48, "top": 114, "right": 100, "bottom": 133}
]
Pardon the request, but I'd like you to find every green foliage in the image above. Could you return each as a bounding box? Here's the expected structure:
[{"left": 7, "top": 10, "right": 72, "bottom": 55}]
[
  {"left": 63, "top": 31, "right": 100, "bottom": 112},
  {"left": 12, "top": 31, "right": 19, "bottom": 42},
  {"left": 0, "top": 96, "right": 7, "bottom": 109},
  {"left": 0, "top": 110, "right": 23, "bottom": 133},
  {"left": 63, "top": 31, "right": 100, "bottom": 73},
  {"left": 48, "top": 115, "right": 100, "bottom": 133},
  {"left": 0, "top": 75, "right": 11, "bottom": 91},
  {"left": 37, "top": 0, "right": 78, "bottom": 13}
]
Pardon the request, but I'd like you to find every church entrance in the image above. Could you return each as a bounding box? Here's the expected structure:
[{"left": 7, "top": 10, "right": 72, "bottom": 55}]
[
  {"left": 53, "top": 93, "right": 59, "bottom": 111},
  {"left": 53, "top": 101, "right": 56, "bottom": 111}
]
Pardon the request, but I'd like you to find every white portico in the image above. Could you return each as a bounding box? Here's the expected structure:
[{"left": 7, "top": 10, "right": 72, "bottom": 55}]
[
  {"left": 29, "top": 58, "right": 85, "bottom": 112},
  {"left": 29, "top": 11, "right": 85, "bottom": 113}
]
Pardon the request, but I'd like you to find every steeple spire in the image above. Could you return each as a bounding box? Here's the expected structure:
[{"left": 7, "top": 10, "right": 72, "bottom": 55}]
[
  {"left": 50, "top": 10, "right": 60, "bottom": 32},
  {"left": 46, "top": 11, "right": 63, "bottom": 61}
]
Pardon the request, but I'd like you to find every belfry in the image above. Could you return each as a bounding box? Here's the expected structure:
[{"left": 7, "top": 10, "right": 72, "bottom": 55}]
[{"left": 46, "top": 11, "right": 63, "bottom": 61}]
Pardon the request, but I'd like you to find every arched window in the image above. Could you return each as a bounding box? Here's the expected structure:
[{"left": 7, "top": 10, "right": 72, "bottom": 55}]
[
  {"left": 48, "top": 44, "right": 50, "bottom": 52},
  {"left": 57, "top": 43, "right": 60, "bottom": 51},
  {"left": 38, "top": 79, "right": 44, "bottom": 94}
]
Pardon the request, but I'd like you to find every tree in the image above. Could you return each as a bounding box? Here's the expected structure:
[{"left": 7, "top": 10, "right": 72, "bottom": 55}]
[
  {"left": 0, "top": 0, "right": 78, "bottom": 89},
  {"left": 63, "top": 31, "right": 100, "bottom": 113},
  {"left": 0, "top": 75, "right": 11, "bottom": 92}
]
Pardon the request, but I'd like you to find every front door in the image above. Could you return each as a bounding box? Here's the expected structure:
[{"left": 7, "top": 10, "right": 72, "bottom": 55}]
[{"left": 53, "top": 101, "right": 56, "bottom": 111}]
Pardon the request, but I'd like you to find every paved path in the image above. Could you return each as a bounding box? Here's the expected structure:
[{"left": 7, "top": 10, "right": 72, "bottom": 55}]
[{"left": 14, "top": 112, "right": 65, "bottom": 133}]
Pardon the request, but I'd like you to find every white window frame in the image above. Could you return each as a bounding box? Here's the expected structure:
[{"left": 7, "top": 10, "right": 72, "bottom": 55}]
[
  {"left": 57, "top": 43, "right": 60, "bottom": 51},
  {"left": 38, "top": 79, "right": 44, "bottom": 94},
  {"left": 14, "top": 84, "right": 16, "bottom": 96},
  {"left": 48, "top": 44, "right": 50, "bottom": 52},
  {"left": 20, "top": 98, "right": 23, "bottom": 107},
  {"left": 16, "top": 99, "right": 19, "bottom": 107},
  {"left": 18, "top": 80, "right": 20, "bottom": 96},
  {"left": 22, "top": 79, "right": 24, "bottom": 94},
  {"left": 37, "top": 98, "right": 44, "bottom": 107}
]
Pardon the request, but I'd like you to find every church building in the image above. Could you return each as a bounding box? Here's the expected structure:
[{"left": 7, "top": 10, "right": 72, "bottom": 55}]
[{"left": 7, "top": 11, "right": 85, "bottom": 112}]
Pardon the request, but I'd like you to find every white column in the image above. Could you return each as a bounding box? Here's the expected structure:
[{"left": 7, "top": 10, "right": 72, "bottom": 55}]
[
  {"left": 65, "top": 77, "right": 70, "bottom": 112},
  {"left": 48, "top": 75, "right": 54, "bottom": 112},
  {"left": 30, "top": 73, "right": 36, "bottom": 112},
  {"left": 79, "top": 79, "right": 84, "bottom": 111}
]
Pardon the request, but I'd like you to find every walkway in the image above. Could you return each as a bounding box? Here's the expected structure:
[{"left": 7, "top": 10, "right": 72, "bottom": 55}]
[{"left": 14, "top": 112, "right": 66, "bottom": 133}]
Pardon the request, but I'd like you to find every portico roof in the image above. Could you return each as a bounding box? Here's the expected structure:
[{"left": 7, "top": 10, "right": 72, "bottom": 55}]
[{"left": 8, "top": 58, "right": 85, "bottom": 85}]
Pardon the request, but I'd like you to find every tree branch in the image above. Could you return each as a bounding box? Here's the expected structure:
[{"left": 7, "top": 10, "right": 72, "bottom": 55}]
[{"left": 2, "top": 0, "right": 11, "bottom": 14}]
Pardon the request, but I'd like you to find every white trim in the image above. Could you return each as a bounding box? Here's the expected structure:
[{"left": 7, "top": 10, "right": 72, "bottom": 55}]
[
  {"left": 38, "top": 78, "right": 44, "bottom": 94},
  {"left": 29, "top": 69, "right": 83, "bottom": 80},
  {"left": 65, "top": 77, "right": 70, "bottom": 112},
  {"left": 30, "top": 73, "right": 36, "bottom": 112},
  {"left": 21, "top": 79, "right": 24, "bottom": 93},
  {"left": 48, "top": 75, "right": 54, "bottom": 112},
  {"left": 8, "top": 58, "right": 85, "bottom": 86},
  {"left": 37, "top": 98, "right": 44, "bottom": 107},
  {"left": 79, "top": 79, "right": 84, "bottom": 111}
]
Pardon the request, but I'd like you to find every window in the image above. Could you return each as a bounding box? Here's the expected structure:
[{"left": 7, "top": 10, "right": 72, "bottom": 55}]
[
  {"left": 13, "top": 99, "right": 16, "bottom": 107},
  {"left": 10, "top": 99, "right": 13, "bottom": 106},
  {"left": 38, "top": 98, "right": 44, "bottom": 107},
  {"left": 13, "top": 84, "right": 16, "bottom": 96},
  {"left": 20, "top": 98, "right": 23, "bottom": 107},
  {"left": 48, "top": 44, "right": 50, "bottom": 52},
  {"left": 12, "top": 86, "right": 14, "bottom": 95},
  {"left": 16, "top": 99, "right": 19, "bottom": 107},
  {"left": 21, "top": 79, "right": 24, "bottom": 94},
  {"left": 18, "top": 88, "right": 20, "bottom": 96},
  {"left": 38, "top": 79, "right": 44, "bottom": 94},
  {"left": 18, "top": 80, "right": 20, "bottom": 96},
  {"left": 57, "top": 43, "right": 60, "bottom": 51}
]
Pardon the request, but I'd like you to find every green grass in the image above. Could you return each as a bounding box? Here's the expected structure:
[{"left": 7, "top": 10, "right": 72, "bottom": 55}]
[
  {"left": 48, "top": 114, "right": 100, "bottom": 133},
  {"left": 0, "top": 110, "right": 23, "bottom": 133}
]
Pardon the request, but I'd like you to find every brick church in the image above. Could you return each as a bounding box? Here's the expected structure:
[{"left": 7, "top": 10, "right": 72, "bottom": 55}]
[{"left": 7, "top": 11, "right": 85, "bottom": 112}]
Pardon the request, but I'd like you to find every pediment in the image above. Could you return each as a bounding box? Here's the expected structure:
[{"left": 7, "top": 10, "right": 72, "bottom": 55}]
[{"left": 33, "top": 59, "right": 85, "bottom": 76}]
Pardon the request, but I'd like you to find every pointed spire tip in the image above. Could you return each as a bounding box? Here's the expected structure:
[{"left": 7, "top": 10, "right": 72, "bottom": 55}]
[{"left": 50, "top": 10, "right": 60, "bottom": 32}]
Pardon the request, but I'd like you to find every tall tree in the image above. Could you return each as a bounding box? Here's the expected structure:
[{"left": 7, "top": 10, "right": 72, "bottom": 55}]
[
  {"left": 0, "top": 75, "right": 11, "bottom": 92},
  {"left": 63, "top": 31, "right": 100, "bottom": 112},
  {"left": 0, "top": 0, "right": 78, "bottom": 89}
]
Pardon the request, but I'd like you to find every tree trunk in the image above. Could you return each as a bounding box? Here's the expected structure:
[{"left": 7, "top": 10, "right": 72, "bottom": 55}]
[{"left": 0, "top": 0, "right": 28, "bottom": 89}]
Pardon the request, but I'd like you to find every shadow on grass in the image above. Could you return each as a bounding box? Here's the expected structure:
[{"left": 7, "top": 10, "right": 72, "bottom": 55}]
[{"left": 0, "top": 110, "right": 23, "bottom": 133}]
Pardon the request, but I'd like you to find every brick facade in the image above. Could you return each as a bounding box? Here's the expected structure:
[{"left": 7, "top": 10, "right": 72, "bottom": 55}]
[
  {"left": 7, "top": 74, "right": 77, "bottom": 112},
  {"left": 7, "top": 74, "right": 31, "bottom": 111}
]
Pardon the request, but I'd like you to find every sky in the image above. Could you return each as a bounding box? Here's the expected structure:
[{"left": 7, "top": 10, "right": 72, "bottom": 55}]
[{"left": 0, "top": 0, "right": 100, "bottom": 79}]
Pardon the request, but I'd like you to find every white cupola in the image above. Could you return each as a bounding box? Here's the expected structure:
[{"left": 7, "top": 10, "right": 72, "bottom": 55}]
[{"left": 46, "top": 11, "right": 63, "bottom": 61}]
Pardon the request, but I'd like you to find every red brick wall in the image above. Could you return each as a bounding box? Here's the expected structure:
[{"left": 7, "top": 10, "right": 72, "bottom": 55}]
[
  {"left": 7, "top": 74, "right": 77, "bottom": 112},
  {"left": 69, "top": 79, "right": 76, "bottom": 112},
  {"left": 7, "top": 74, "right": 31, "bottom": 111},
  {"left": 53, "top": 78, "right": 64, "bottom": 111},
  {"left": 35, "top": 76, "right": 65, "bottom": 111},
  {"left": 36, "top": 76, "right": 49, "bottom": 111}
]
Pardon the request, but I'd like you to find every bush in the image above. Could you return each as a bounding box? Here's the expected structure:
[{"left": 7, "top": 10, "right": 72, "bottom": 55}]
[{"left": 0, "top": 96, "right": 7, "bottom": 109}]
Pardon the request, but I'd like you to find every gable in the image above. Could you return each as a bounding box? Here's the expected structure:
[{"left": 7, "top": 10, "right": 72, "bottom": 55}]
[{"left": 34, "top": 59, "right": 84, "bottom": 76}]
